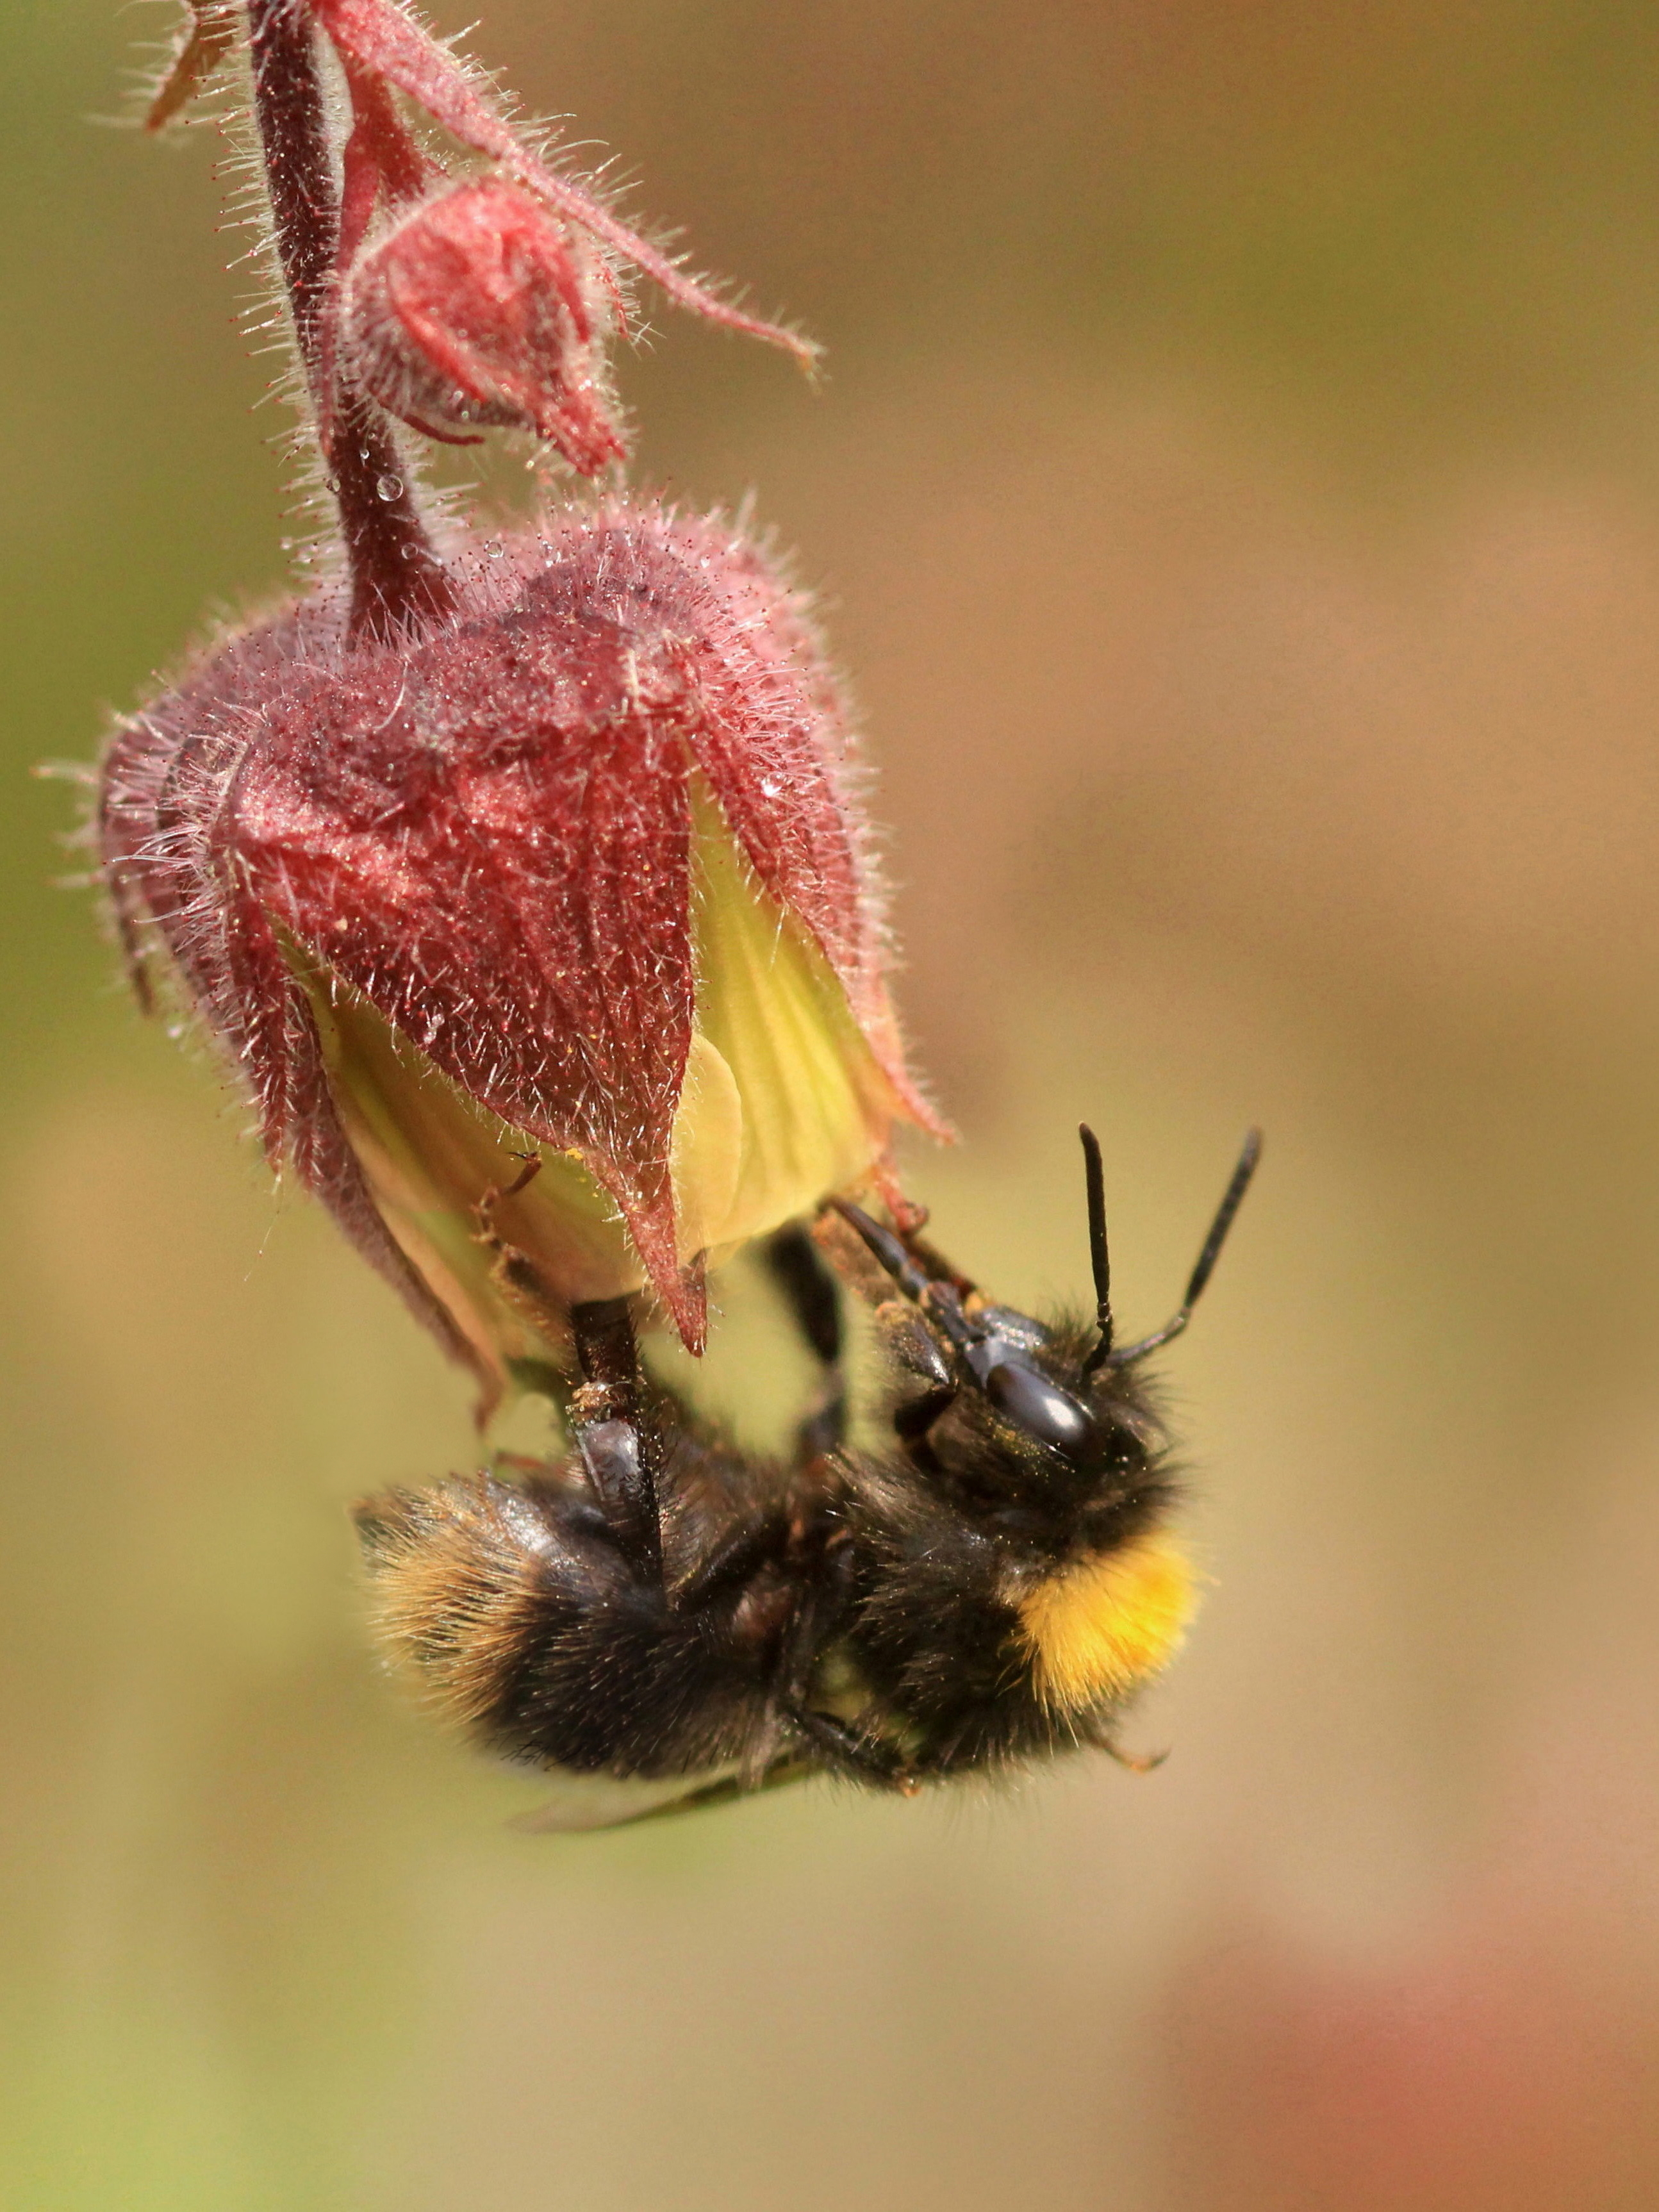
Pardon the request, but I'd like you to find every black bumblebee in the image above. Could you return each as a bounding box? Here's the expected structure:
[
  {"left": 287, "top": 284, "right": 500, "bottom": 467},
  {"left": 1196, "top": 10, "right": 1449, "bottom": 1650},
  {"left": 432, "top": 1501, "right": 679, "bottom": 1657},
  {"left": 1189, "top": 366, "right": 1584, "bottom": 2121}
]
[{"left": 354, "top": 1126, "right": 1260, "bottom": 1828}]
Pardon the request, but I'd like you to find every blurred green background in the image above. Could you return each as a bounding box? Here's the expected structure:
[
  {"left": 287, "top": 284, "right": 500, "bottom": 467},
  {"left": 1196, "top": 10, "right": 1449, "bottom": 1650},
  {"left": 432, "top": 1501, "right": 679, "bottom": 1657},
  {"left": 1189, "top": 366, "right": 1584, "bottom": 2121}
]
[{"left": 8, "top": 1, "right": 1659, "bottom": 2204}]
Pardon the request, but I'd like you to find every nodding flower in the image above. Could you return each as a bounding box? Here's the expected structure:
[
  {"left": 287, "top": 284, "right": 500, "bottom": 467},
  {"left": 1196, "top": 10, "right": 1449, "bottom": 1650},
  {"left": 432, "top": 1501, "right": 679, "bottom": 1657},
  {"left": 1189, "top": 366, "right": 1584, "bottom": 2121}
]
[
  {"left": 338, "top": 177, "right": 629, "bottom": 469},
  {"left": 99, "top": 0, "right": 936, "bottom": 1416},
  {"left": 144, "top": 0, "right": 818, "bottom": 477},
  {"left": 98, "top": 505, "right": 944, "bottom": 1412}
]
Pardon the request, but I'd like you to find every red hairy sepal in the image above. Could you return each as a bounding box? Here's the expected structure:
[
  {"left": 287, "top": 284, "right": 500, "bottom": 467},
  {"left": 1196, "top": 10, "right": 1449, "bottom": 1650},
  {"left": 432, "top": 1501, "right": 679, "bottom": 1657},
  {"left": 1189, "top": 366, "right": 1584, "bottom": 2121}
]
[
  {"left": 145, "top": 0, "right": 817, "bottom": 484},
  {"left": 99, "top": 505, "right": 941, "bottom": 1398},
  {"left": 144, "top": 3, "right": 237, "bottom": 130},
  {"left": 306, "top": 0, "right": 819, "bottom": 372},
  {"left": 342, "top": 179, "right": 627, "bottom": 470}
]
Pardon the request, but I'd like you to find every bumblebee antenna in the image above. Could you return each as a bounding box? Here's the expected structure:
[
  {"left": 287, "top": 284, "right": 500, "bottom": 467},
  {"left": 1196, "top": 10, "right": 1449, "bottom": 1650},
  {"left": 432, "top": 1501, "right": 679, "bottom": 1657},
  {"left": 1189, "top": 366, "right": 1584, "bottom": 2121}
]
[
  {"left": 1103, "top": 1128, "right": 1262, "bottom": 1369},
  {"left": 1078, "top": 1125, "right": 1114, "bottom": 1375},
  {"left": 828, "top": 1198, "right": 931, "bottom": 1301}
]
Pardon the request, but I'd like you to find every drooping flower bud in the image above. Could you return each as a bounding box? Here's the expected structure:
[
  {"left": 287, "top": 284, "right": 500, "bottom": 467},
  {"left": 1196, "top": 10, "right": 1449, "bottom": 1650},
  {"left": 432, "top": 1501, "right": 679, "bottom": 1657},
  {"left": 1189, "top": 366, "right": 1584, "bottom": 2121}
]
[
  {"left": 99, "top": 505, "right": 944, "bottom": 1413},
  {"left": 341, "top": 178, "right": 626, "bottom": 470},
  {"left": 144, "top": 1, "right": 817, "bottom": 508}
]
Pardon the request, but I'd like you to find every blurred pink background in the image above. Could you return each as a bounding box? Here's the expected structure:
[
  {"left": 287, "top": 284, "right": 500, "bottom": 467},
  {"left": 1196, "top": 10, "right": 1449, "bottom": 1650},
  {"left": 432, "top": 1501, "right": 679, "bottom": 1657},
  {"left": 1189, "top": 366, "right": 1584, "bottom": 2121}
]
[{"left": 5, "top": 1, "right": 1659, "bottom": 2204}]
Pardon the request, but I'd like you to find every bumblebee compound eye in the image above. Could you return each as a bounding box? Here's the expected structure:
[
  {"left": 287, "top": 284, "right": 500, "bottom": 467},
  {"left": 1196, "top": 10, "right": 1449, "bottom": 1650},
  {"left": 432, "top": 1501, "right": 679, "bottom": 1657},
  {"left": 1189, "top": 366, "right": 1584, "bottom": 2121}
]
[
  {"left": 830, "top": 1200, "right": 1096, "bottom": 1458},
  {"left": 969, "top": 1346, "right": 1093, "bottom": 1458}
]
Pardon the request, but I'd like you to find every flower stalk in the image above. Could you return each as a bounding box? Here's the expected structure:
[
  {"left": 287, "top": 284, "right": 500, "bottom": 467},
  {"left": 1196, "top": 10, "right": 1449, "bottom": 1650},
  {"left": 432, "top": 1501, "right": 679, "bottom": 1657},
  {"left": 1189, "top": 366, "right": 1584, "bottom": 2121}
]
[{"left": 245, "top": 0, "right": 455, "bottom": 639}]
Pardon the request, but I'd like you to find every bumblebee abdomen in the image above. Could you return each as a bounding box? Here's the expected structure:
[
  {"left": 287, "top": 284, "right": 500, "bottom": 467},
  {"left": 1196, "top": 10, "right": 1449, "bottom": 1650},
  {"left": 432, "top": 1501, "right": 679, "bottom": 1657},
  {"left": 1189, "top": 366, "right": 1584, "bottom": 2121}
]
[
  {"left": 354, "top": 1474, "right": 577, "bottom": 1734},
  {"left": 354, "top": 1473, "right": 784, "bottom": 1778}
]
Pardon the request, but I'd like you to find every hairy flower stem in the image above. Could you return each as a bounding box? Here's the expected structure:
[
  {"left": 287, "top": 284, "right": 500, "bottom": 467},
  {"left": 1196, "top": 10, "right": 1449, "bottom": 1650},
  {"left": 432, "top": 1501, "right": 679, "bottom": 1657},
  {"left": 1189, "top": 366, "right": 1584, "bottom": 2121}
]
[{"left": 247, "top": 0, "right": 455, "bottom": 640}]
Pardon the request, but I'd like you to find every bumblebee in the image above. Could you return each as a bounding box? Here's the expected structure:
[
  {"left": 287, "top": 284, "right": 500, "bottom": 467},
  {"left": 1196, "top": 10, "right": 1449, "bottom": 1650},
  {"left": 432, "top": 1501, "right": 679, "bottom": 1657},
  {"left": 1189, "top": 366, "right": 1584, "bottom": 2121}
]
[{"left": 354, "top": 1126, "right": 1260, "bottom": 1828}]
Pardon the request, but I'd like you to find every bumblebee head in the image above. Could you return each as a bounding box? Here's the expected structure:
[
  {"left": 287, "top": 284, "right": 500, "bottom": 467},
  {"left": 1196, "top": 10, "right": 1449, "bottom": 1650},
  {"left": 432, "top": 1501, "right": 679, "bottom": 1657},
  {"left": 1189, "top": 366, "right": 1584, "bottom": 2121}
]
[{"left": 830, "top": 1123, "right": 1259, "bottom": 1506}]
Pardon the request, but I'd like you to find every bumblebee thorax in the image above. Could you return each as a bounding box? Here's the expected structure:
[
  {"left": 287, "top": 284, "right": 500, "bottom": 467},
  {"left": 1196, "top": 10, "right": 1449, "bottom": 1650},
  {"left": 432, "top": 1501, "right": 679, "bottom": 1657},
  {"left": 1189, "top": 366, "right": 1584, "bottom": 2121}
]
[{"left": 1010, "top": 1535, "right": 1198, "bottom": 1716}]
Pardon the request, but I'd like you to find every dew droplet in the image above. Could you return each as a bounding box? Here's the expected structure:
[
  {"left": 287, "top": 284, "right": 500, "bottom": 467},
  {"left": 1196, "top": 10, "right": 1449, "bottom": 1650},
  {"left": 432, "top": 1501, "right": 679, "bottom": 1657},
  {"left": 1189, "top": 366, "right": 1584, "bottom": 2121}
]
[{"left": 376, "top": 473, "right": 404, "bottom": 502}]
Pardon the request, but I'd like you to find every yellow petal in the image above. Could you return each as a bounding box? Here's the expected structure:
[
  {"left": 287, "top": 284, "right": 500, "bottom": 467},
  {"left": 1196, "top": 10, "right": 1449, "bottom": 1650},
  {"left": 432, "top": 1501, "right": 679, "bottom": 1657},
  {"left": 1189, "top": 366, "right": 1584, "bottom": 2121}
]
[
  {"left": 304, "top": 970, "right": 645, "bottom": 1387},
  {"left": 671, "top": 782, "right": 901, "bottom": 1264}
]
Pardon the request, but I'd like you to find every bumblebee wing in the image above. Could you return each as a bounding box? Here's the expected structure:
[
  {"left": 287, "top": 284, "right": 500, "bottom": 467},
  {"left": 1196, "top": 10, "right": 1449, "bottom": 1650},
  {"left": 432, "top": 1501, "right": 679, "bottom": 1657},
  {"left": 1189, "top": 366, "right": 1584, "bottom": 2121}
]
[{"left": 509, "top": 1756, "right": 820, "bottom": 1833}]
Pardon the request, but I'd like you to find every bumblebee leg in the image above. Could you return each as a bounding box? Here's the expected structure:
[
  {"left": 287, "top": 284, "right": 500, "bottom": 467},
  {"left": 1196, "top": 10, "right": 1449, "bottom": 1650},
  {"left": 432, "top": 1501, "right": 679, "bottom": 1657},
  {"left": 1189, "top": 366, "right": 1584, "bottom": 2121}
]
[
  {"left": 671, "top": 1519, "right": 782, "bottom": 1609},
  {"left": 1078, "top": 1716, "right": 1170, "bottom": 1774},
  {"left": 872, "top": 1299, "right": 958, "bottom": 1447},
  {"left": 768, "top": 1541, "right": 914, "bottom": 1788},
  {"left": 1103, "top": 1741, "right": 1169, "bottom": 1775},
  {"left": 569, "top": 1296, "right": 662, "bottom": 1578},
  {"left": 763, "top": 1222, "right": 847, "bottom": 1458},
  {"left": 782, "top": 1703, "right": 917, "bottom": 1791}
]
